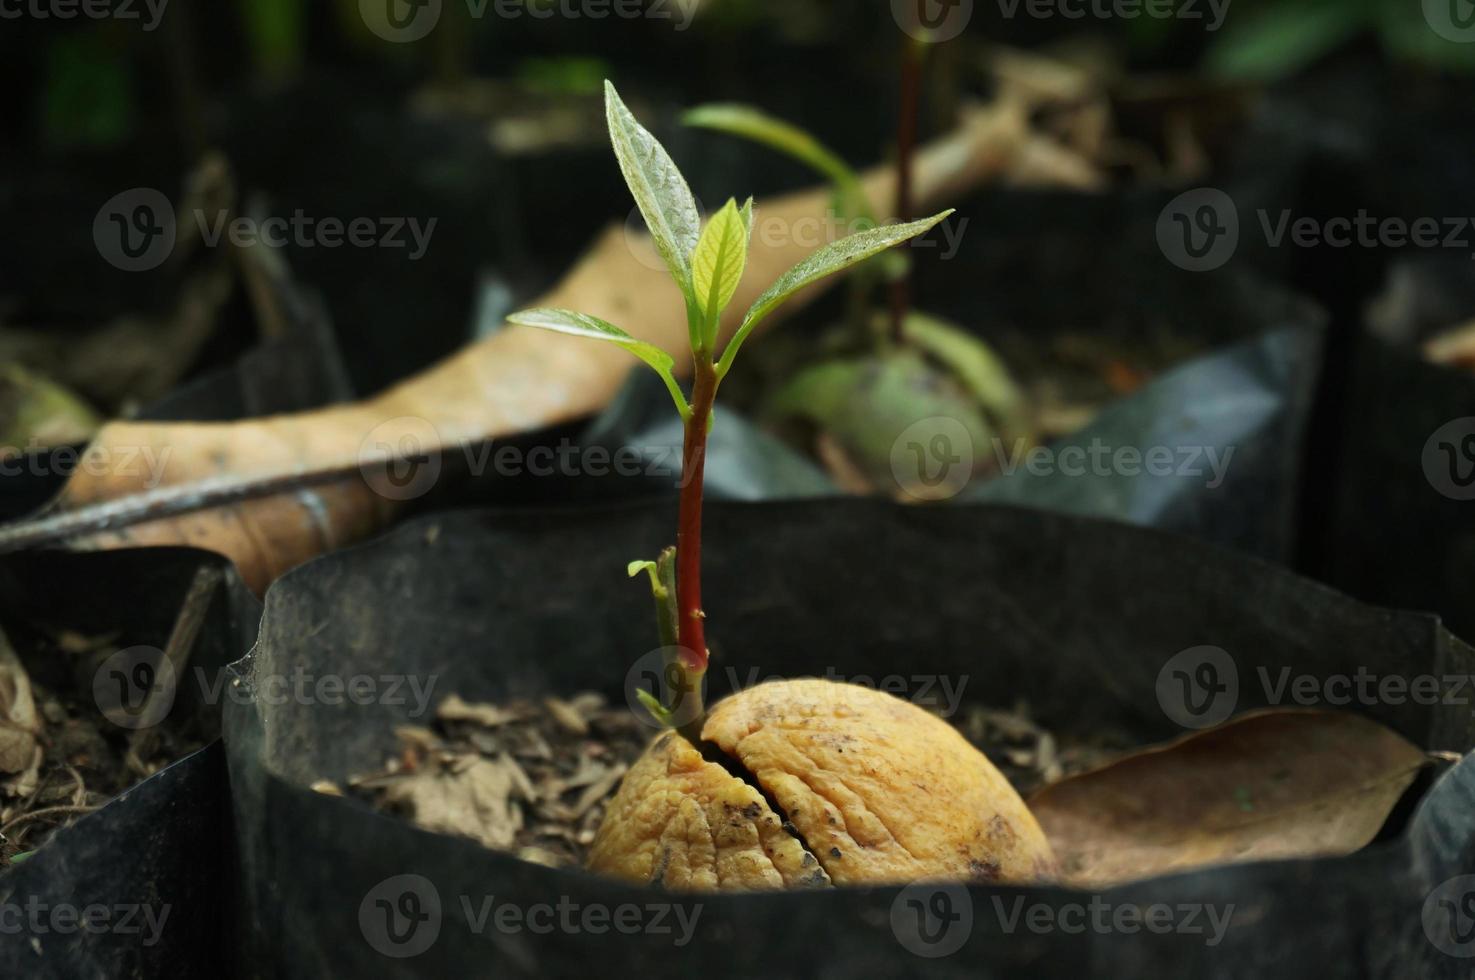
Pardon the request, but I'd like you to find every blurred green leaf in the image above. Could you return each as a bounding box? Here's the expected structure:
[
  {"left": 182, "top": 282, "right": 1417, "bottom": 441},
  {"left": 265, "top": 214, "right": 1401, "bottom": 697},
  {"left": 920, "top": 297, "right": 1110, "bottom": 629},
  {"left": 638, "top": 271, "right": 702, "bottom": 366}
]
[
  {"left": 1377, "top": 1, "right": 1475, "bottom": 72},
  {"left": 42, "top": 33, "right": 134, "bottom": 149},
  {"left": 239, "top": 0, "right": 304, "bottom": 85},
  {"left": 517, "top": 57, "right": 610, "bottom": 95},
  {"left": 684, "top": 103, "right": 869, "bottom": 220},
  {"left": 766, "top": 350, "right": 992, "bottom": 492},
  {"left": 1204, "top": 0, "right": 1371, "bottom": 81},
  {"left": 902, "top": 312, "right": 1026, "bottom": 441}
]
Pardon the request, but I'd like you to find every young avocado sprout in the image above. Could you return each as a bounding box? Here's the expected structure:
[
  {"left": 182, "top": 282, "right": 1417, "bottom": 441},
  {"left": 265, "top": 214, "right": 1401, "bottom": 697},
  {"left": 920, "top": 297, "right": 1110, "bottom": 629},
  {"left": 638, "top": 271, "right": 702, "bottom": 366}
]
[{"left": 508, "top": 82, "right": 950, "bottom": 741}]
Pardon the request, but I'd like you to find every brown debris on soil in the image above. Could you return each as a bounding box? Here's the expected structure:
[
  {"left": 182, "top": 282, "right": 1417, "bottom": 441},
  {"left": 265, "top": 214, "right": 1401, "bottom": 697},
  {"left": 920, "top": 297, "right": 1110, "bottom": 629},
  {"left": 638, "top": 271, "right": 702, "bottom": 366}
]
[
  {"left": 0, "top": 624, "right": 210, "bottom": 865},
  {"left": 347, "top": 692, "right": 651, "bottom": 869},
  {"left": 346, "top": 690, "right": 1116, "bottom": 871}
]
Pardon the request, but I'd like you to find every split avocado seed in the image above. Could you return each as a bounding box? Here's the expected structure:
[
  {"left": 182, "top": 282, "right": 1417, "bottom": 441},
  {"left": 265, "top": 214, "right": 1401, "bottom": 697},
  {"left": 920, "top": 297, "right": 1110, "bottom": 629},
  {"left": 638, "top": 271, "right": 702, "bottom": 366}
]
[{"left": 588, "top": 679, "right": 1057, "bottom": 889}]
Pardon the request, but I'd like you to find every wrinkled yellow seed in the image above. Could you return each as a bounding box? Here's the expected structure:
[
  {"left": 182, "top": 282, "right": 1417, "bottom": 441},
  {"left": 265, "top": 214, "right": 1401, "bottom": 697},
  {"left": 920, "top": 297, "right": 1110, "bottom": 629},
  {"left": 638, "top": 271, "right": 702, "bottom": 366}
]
[{"left": 588, "top": 679, "right": 1056, "bottom": 890}]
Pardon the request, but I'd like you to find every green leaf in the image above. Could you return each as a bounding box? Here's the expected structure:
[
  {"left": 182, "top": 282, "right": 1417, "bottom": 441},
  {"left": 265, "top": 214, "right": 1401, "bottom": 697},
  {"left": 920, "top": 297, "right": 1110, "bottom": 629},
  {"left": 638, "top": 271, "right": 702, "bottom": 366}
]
[
  {"left": 685, "top": 103, "right": 872, "bottom": 222},
  {"left": 628, "top": 559, "right": 661, "bottom": 587},
  {"left": 605, "top": 81, "right": 702, "bottom": 300},
  {"left": 1377, "top": 2, "right": 1475, "bottom": 73},
  {"left": 692, "top": 199, "right": 750, "bottom": 346},
  {"left": 629, "top": 546, "right": 679, "bottom": 649},
  {"left": 717, "top": 211, "right": 954, "bottom": 378},
  {"left": 507, "top": 308, "right": 690, "bottom": 417},
  {"left": 902, "top": 312, "right": 1026, "bottom": 441},
  {"left": 635, "top": 687, "right": 675, "bottom": 727},
  {"left": 1203, "top": 1, "right": 1369, "bottom": 81}
]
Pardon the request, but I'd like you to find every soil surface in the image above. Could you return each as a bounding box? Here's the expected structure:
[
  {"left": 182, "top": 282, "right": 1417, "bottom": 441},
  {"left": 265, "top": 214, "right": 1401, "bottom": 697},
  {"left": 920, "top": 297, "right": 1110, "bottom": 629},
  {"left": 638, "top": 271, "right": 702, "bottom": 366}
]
[
  {"left": 344, "top": 689, "right": 1132, "bottom": 872},
  {"left": 0, "top": 623, "right": 209, "bottom": 867}
]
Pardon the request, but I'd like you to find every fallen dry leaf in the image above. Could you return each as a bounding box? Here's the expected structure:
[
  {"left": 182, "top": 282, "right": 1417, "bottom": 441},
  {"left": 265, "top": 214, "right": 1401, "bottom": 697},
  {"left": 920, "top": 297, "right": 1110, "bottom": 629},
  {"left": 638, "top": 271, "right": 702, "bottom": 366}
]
[
  {"left": 0, "top": 628, "right": 41, "bottom": 789},
  {"left": 436, "top": 693, "right": 522, "bottom": 729},
  {"left": 1029, "top": 708, "right": 1429, "bottom": 887},
  {"left": 1424, "top": 319, "right": 1475, "bottom": 372},
  {"left": 380, "top": 753, "right": 531, "bottom": 852}
]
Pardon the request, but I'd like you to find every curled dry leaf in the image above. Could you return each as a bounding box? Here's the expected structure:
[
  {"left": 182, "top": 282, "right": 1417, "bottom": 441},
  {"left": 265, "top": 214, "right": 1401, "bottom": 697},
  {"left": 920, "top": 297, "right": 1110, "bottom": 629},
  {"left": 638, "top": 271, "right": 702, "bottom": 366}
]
[
  {"left": 380, "top": 753, "right": 534, "bottom": 852},
  {"left": 0, "top": 628, "right": 41, "bottom": 792},
  {"left": 1424, "top": 318, "right": 1475, "bottom": 373},
  {"left": 1028, "top": 708, "right": 1430, "bottom": 887}
]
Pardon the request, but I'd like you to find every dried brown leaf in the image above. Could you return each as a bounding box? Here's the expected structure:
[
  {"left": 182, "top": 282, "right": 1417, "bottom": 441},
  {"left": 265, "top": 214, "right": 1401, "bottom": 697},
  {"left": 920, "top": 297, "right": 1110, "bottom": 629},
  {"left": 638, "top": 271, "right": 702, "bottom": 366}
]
[{"left": 1029, "top": 709, "right": 1428, "bottom": 887}]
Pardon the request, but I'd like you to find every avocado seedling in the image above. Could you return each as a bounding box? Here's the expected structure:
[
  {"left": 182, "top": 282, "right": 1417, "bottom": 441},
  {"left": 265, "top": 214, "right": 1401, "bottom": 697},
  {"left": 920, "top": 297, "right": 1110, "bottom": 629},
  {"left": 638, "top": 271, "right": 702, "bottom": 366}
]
[{"left": 507, "top": 82, "right": 1055, "bottom": 890}]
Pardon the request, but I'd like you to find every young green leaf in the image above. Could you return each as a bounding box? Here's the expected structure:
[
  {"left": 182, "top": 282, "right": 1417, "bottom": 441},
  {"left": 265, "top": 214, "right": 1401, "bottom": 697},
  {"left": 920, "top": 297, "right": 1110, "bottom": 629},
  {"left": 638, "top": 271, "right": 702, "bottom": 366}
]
[
  {"left": 684, "top": 104, "right": 868, "bottom": 220},
  {"left": 691, "top": 198, "right": 749, "bottom": 348},
  {"left": 716, "top": 210, "right": 954, "bottom": 378},
  {"left": 605, "top": 81, "right": 702, "bottom": 299},
  {"left": 507, "top": 308, "right": 689, "bottom": 417}
]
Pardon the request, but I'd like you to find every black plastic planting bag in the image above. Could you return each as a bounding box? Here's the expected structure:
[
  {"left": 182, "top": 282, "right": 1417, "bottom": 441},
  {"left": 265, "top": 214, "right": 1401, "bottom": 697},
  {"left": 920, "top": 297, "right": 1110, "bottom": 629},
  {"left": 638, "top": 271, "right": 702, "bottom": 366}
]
[
  {"left": 228, "top": 501, "right": 1474, "bottom": 978},
  {"left": 1312, "top": 255, "right": 1475, "bottom": 643},
  {"left": 964, "top": 325, "right": 1321, "bottom": 561},
  {"left": 0, "top": 548, "right": 261, "bottom": 978}
]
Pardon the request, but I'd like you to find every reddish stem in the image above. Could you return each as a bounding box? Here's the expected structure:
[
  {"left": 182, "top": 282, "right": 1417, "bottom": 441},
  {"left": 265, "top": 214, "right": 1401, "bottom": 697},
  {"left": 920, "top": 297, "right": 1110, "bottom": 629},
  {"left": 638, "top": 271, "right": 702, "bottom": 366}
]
[
  {"left": 890, "top": 34, "right": 924, "bottom": 345},
  {"left": 675, "top": 357, "right": 716, "bottom": 674}
]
